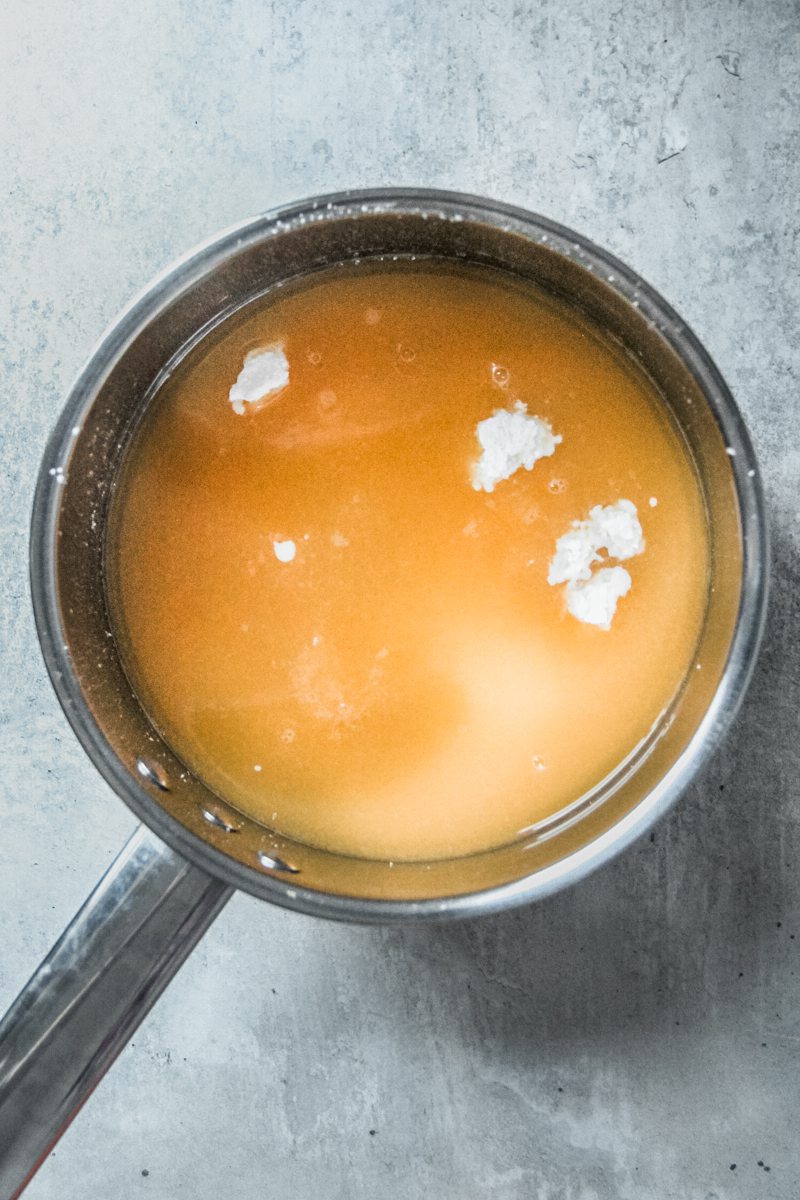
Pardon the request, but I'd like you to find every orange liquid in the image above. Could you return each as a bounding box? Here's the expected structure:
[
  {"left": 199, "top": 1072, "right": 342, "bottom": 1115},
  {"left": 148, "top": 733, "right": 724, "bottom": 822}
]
[{"left": 107, "top": 263, "right": 708, "bottom": 861}]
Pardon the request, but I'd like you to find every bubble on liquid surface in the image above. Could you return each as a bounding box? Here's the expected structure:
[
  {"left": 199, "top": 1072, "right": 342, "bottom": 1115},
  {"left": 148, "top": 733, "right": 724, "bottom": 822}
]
[
  {"left": 397, "top": 344, "right": 416, "bottom": 363},
  {"left": 548, "top": 478, "right": 567, "bottom": 495},
  {"left": 307, "top": 350, "right": 322, "bottom": 365},
  {"left": 281, "top": 727, "right": 296, "bottom": 744},
  {"left": 491, "top": 363, "right": 510, "bottom": 389}
]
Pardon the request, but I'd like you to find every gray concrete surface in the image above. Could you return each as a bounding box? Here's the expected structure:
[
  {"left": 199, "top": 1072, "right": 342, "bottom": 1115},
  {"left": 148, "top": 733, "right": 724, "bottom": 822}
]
[{"left": 1, "top": 1, "right": 798, "bottom": 1196}]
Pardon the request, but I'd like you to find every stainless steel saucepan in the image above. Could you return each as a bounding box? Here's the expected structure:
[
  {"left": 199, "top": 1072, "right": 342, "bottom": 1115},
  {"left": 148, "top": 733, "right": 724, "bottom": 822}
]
[{"left": 0, "top": 189, "right": 768, "bottom": 1197}]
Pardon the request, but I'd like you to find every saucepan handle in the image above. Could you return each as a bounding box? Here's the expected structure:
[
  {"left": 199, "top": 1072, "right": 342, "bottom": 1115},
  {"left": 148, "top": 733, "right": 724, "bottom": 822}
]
[{"left": 0, "top": 825, "right": 232, "bottom": 1198}]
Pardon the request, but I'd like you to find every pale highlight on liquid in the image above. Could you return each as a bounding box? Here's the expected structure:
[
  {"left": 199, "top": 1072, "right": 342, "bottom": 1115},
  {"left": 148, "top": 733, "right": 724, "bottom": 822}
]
[{"left": 107, "top": 264, "right": 709, "bottom": 861}]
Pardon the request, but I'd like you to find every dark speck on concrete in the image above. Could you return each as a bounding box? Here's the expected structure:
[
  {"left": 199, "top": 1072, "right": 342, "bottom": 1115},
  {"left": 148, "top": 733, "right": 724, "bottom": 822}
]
[
  {"left": 717, "top": 52, "right": 742, "bottom": 79},
  {"left": 141, "top": 1169, "right": 149, "bottom": 1178},
  {"left": 657, "top": 149, "right": 685, "bottom": 166},
  {"left": 729, "top": 1163, "right": 736, "bottom": 1170}
]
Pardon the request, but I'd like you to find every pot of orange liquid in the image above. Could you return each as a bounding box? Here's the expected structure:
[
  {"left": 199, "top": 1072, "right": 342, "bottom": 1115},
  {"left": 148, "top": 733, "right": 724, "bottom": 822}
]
[{"left": 0, "top": 190, "right": 767, "bottom": 1195}]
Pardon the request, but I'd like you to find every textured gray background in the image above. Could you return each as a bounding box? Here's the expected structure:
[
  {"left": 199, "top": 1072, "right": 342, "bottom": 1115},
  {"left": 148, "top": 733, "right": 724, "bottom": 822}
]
[{"left": 1, "top": 1, "right": 798, "bottom": 1197}]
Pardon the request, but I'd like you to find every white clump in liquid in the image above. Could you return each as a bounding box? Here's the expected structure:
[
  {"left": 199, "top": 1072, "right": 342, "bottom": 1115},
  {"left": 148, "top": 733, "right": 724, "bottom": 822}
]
[
  {"left": 548, "top": 499, "right": 644, "bottom": 630},
  {"left": 471, "top": 401, "right": 562, "bottom": 493},
  {"left": 273, "top": 539, "right": 296, "bottom": 563},
  {"left": 565, "top": 565, "right": 632, "bottom": 629},
  {"left": 229, "top": 344, "right": 290, "bottom": 415}
]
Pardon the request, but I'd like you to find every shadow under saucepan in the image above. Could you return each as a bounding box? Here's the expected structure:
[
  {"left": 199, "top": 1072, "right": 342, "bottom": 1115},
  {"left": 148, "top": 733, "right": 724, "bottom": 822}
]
[
  {"left": 368, "top": 517, "right": 799, "bottom": 1059},
  {"left": 130, "top": 519, "right": 795, "bottom": 1200}
]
